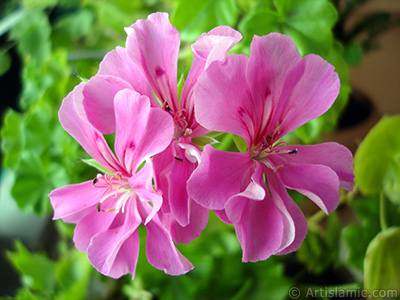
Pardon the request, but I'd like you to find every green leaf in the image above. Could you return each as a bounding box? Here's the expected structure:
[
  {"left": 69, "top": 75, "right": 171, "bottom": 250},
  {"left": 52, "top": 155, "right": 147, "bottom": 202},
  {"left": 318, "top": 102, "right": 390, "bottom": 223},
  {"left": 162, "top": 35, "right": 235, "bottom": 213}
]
[
  {"left": 343, "top": 42, "right": 362, "bottom": 65},
  {"left": 246, "top": 258, "right": 291, "bottom": 300},
  {"left": 7, "top": 241, "right": 56, "bottom": 295},
  {"left": 354, "top": 115, "right": 400, "bottom": 204},
  {"left": 24, "top": 102, "right": 54, "bottom": 153},
  {"left": 171, "top": 0, "right": 212, "bottom": 30},
  {"left": 54, "top": 249, "right": 92, "bottom": 300},
  {"left": 1, "top": 109, "right": 25, "bottom": 169},
  {"left": 0, "top": 7, "right": 25, "bottom": 36},
  {"left": 298, "top": 211, "right": 341, "bottom": 273},
  {"left": 192, "top": 135, "right": 219, "bottom": 147},
  {"left": 321, "top": 41, "right": 352, "bottom": 130},
  {"left": 87, "top": 0, "right": 144, "bottom": 34},
  {"left": 22, "top": 0, "right": 58, "bottom": 10},
  {"left": 53, "top": 8, "right": 95, "bottom": 41},
  {"left": 236, "top": 0, "right": 271, "bottom": 14},
  {"left": 277, "top": 0, "right": 337, "bottom": 55},
  {"left": 11, "top": 151, "right": 50, "bottom": 215},
  {"left": 364, "top": 227, "right": 400, "bottom": 299},
  {"left": 177, "top": 73, "right": 185, "bottom": 101},
  {"left": 81, "top": 158, "right": 108, "bottom": 173},
  {"left": 232, "top": 134, "right": 248, "bottom": 152},
  {"left": 0, "top": 51, "right": 12, "bottom": 76},
  {"left": 238, "top": 10, "right": 282, "bottom": 41},
  {"left": 18, "top": 50, "right": 70, "bottom": 109},
  {"left": 192, "top": 131, "right": 224, "bottom": 147},
  {"left": 171, "top": 0, "right": 238, "bottom": 42},
  {"left": 10, "top": 288, "right": 49, "bottom": 300},
  {"left": 342, "top": 196, "right": 381, "bottom": 271},
  {"left": 10, "top": 10, "right": 51, "bottom": 64},
  {"left": 240, "top": 0, "right": 337, "bottom": 55}
]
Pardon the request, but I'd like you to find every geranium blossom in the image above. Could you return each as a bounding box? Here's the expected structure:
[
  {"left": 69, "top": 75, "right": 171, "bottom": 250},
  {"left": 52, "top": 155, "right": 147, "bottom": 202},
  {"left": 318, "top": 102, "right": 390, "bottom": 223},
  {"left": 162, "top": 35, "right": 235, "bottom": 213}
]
[
  {"left": 79, "top": 12, "right": 242, "bottom": 243},
  {"left": 49, "top": 86, "right": 193, "bottom": 278},
  {"left": 188, "top": 33, "right": 354, "bottom": 262}
]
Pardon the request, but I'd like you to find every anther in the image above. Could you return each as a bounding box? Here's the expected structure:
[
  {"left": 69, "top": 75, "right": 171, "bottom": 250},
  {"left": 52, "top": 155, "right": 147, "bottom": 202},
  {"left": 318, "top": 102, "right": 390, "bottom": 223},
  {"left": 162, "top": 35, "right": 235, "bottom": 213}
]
[
  {"left": 162, "top": 100, "right": 172, "bottom": 113},
  {"left": 174, "top": 156, "right": 184, "bottom": 162},
  {"left": 183, "top": 128, "right": 192, "bottom": 136}
]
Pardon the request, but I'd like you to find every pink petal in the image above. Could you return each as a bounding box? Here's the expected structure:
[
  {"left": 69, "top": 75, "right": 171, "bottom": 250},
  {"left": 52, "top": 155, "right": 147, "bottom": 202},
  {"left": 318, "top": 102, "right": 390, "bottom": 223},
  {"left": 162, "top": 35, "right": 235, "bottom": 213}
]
[
  {"left": 160, "top": 200, "right": 209, "bottom": 244},
  {"left": 126, "top": 12, "right": 179, "bottom": 108},
  {"left": 225, "top": 191, "right": 284, "bottom": 262},
  {"left": 49, "top": 180, "right": 103, "bottom": 222},
  {"left": 113, "top": 89, "right": 174, "bottom": 174},
  {"left": 99, "top": 47, "right": 158, "bottom": 106},
  {"left": 270, "top": 142, "right": 354, "bottom": 191},
  {"left": 138, "top": 203, "right": 193, "bottom": 275},
  {"left": 178, "top": 141, "right": 201, "bottom": 164},
  {"left": 59, "top": 85, "right": 122, "bottom": 173},
  {"left": 103, "top": 231, "right": 140, "bottom": 279},
  {"left": 128, "top": 159, "right": 154, "bottom": 191},
  {"left": 153, "top": 142, "right": 209, "bottom": 243},
  {"left": 213, "top": 209, "right": 233, "bottom": 224},
  {"left": 167, "top": 144, "right": 197, "bottom": 226},
  {"left": 246, "top": 33, "right": 302, "bottom": 135},
  {"left": 187, "top": 145, "right": 254, "bottom": 210},
  {"left": 266, "top": 169, "right": 308, "bottom": 255},
  {"left": 87, "top": 200, "right": 141, "bottom": 278},
  {"left": 152, "top": 144, "right": 174, "bottom": 213},
  {"left": 274, "top": 162, "right": 340, "bottom": 214},
  {"left": 129, "top": 162, "right": 162, "bottom": 225},
  {"left": 73, "top": 203, "right": 118, "bottom": 252},
  {"left": 246, "top": 33, "right": 340, "bottom": 140},
  {"left": 82, "top": 75, "right": 132, "bottom": 134},
  {"left": 180, "top": 26, "right": 242, "bottom": 135},
  {"left": 194, "top": 54, "right": 255, "bottom": 146},
  {"left": 192, "top": 26, "right": 242, "bottom": 70},
  {"left": 275, "top": 54, "right": 340, "bottom": 136},
  {"left": 224, "top": 162, "right": 286, "bottom": 261}
]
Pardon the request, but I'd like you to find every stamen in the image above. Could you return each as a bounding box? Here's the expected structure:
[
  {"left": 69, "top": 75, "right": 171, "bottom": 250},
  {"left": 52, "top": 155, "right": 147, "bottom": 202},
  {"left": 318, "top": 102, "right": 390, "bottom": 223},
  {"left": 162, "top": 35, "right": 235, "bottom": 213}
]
[
  {"left": 115, "top": 192, "right": 133, "bottom": 213},
  {"left": 104, "top": 208, "right": 119, "bottom": 213},
  {"left": 275, "top": 120, "right": 281, "bottom": 133},
  {"left": 162, "top": 100, "right": 172, "bottom": 113},
  {"left": 260, "top": 159, "right": 289, "bottom": 172},
  {"left": 183, "top": 128, "right": 192, "bottom": 136},
  {"left": 92, "top": 172, "right": 134, "bottom": 214},
  {"left": 100, "top": 189, "right": 124, "bottom": 203},
  {"left": 174, "top": 156, "right": 184, "bottom": 162},
  {"left": 274, "top": 163, "right": 289, "bottom": 171}
]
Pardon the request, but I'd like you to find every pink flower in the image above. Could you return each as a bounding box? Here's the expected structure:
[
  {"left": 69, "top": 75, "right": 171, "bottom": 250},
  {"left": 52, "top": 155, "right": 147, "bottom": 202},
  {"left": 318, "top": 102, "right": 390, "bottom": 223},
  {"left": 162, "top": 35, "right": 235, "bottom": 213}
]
[
  {"left": 187, "top": 33, "right": 354, "bottom": 262},
  {"left": 78, "top": 12, "right": 243, "bottom": 243},
  {"left": 49, "top": 86, "right": 193, "bottom": 278}
]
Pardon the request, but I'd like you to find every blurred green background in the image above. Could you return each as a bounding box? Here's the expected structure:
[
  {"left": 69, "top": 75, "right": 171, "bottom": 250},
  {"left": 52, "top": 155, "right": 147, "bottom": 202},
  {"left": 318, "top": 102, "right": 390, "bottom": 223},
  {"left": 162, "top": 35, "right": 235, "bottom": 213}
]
[{"left": 1, "top": 0, "right": 400, "bottom": 299}]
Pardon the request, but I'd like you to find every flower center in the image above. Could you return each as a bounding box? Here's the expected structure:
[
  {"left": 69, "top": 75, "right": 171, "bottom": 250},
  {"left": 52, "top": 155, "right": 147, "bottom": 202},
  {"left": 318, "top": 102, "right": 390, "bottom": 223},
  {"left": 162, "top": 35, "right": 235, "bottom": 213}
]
[
  {"left": 251, "top": 135, "right": 298, "bottom": 172},
  {"left": 92, "top": 172, "right": 135, "bottom": 213},
  {"left": 162, "top": 100, "right": 192, "bottom": 138}
]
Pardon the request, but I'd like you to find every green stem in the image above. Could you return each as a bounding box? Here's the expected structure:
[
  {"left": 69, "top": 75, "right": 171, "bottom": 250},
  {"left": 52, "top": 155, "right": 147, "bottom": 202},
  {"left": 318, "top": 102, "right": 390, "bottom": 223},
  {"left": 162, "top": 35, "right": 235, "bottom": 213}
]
[{"left": 379, "top": 192, "right": 388, "bottom": 231}]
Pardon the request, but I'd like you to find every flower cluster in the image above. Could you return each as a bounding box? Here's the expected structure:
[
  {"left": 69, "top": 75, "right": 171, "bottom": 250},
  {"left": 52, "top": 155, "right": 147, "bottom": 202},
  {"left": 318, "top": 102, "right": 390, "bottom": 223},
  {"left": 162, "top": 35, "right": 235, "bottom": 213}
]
[{"left": 49, "top": 12, "right": 354, "bottom": 279}]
